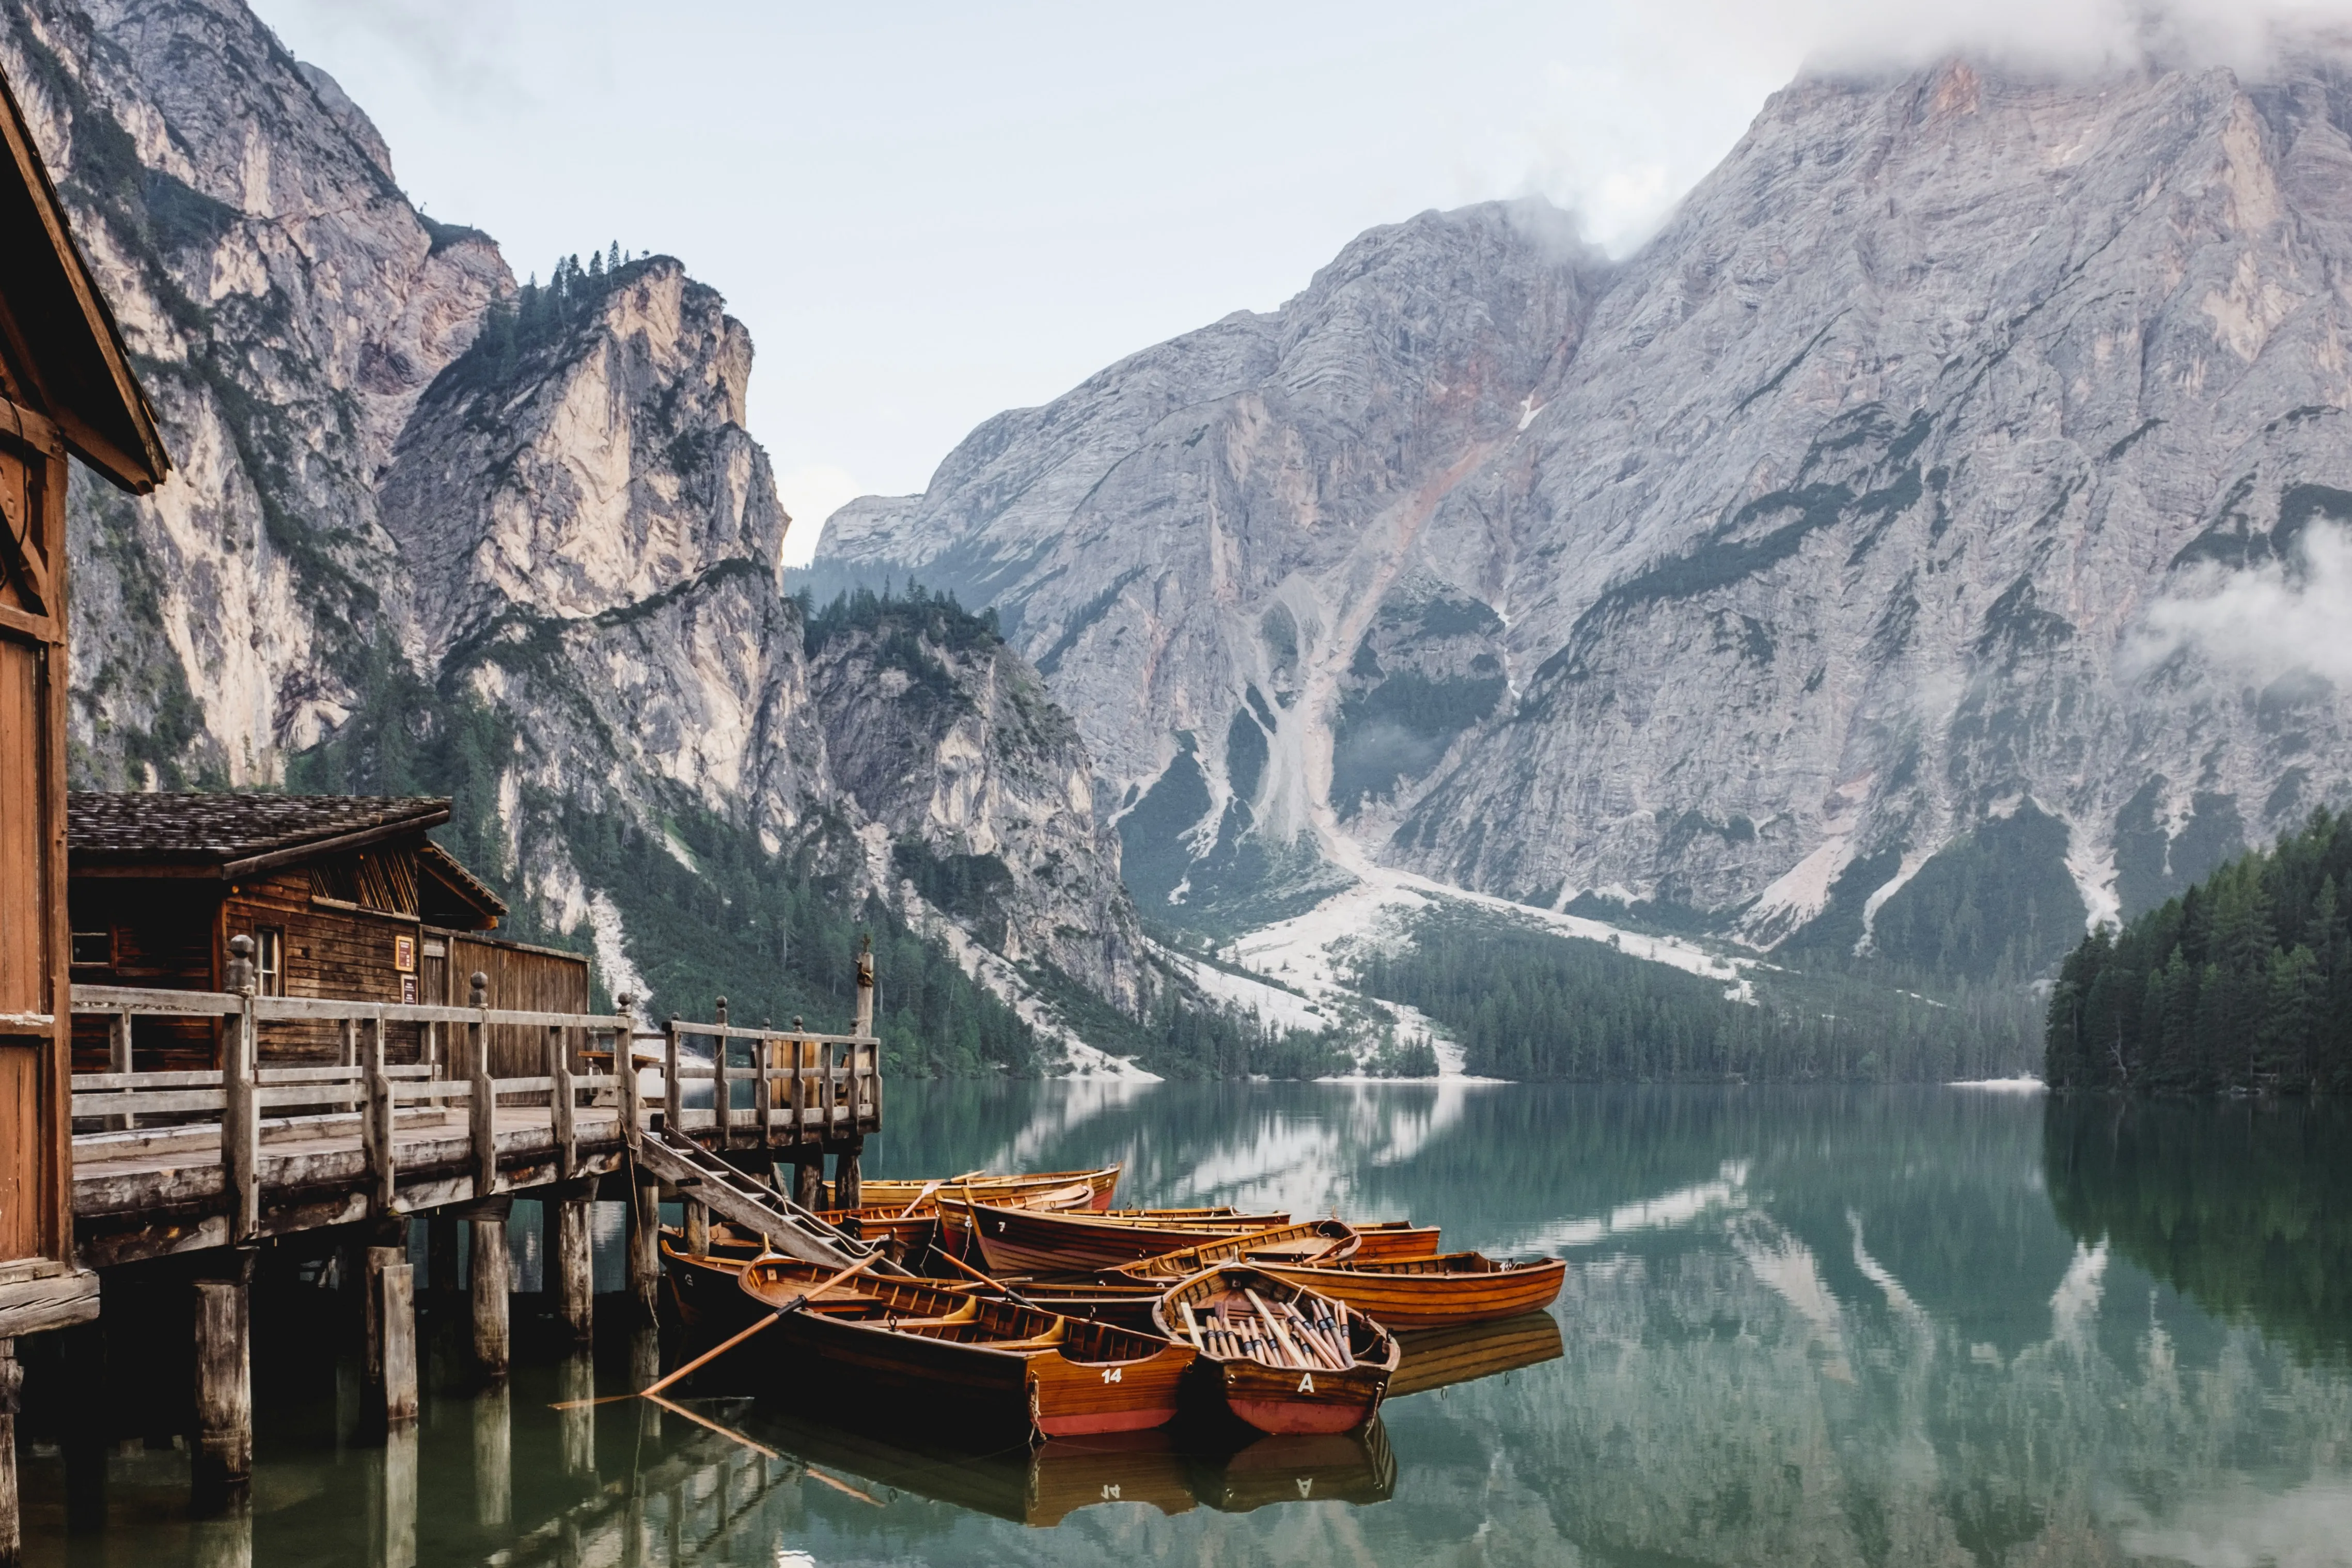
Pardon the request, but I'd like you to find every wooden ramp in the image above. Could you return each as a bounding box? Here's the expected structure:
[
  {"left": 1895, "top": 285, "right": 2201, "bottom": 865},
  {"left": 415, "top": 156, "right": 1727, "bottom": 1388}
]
[{"left": 635, "top": 1127, "right": 900, "bottom": 1274}]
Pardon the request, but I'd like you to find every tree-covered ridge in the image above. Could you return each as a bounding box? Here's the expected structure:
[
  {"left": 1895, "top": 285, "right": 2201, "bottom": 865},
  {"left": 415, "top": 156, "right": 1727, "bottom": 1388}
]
[
  {"left": 2045, "top": 808, "right": 2352, "bottom": 1092},
  {"left": 1353, "top": 910, "right": 2035, "bottom": 1082}
]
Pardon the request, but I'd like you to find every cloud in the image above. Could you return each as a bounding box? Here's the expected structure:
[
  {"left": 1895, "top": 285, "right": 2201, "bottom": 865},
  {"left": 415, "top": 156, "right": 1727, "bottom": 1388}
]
[
  {"left": 2130, "top": 521, "right": 2352, "bottom": 687},
  {"left": 775, "top": 464, "right": 865, "bottom": 568},
  {"left": 1504, "top": 0, "right": 2352, "bottom": 252}
]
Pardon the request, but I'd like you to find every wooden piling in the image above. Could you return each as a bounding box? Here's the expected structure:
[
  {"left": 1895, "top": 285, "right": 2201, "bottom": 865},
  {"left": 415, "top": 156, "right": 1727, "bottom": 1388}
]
[
  {"left": 0, "top": 1338, "right": 20, "bottom": 1568},
  {"left": 629, "top": 1171, "right": 662, "bottom": 1325},
  {"left": 792, "top": 1147, "right": 825, "bottom": 1212},
  {"left": 553, "top": 1184, "right": 595, "bottom": 1344},
  {"left": 63, "top": 1320, "right": 105, "bottom": 1533},
  {"left": 834, "top": 1137, "right": 864, "bottom": 1212},
  {"left": 684, "top": 1198, "right": 710, "bottom": 1257},
  {"left": 427, "top": 1214, "right": 460, "bottom": 1297},
  {"left": 193, "top": 1264, "right": 253, "bottom": 1502},
  {"left": 465, "top": 1201, "right": 513, "bottom": 1382},
  {"left": 367, "top": 1245, "right": 418, "bottom": 1426}
]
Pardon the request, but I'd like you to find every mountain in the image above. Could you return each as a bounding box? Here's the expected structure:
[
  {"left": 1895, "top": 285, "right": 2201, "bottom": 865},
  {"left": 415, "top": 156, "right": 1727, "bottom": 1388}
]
[
  {"left": 813, "top": 51, "right": 2352, "bottom": 980},
  {"left": 3, "top": 0, "right": 1146, "bottom": 1058}
]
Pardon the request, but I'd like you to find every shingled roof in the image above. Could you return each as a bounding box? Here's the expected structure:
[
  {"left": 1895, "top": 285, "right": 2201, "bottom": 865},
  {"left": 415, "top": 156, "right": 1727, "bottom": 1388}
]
[{"left": 68, "top": 793, "right": 454, "bottom": 877}]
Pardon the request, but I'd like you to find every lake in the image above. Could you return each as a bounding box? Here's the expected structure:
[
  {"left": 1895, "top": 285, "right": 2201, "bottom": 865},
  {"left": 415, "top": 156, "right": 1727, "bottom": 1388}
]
[{"left": 17, "top": 1081, "right": 2352, "bottom": 1565}]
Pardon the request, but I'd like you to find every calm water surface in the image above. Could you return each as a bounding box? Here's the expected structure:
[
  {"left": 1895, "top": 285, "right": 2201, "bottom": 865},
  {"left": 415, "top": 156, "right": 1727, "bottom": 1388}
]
[{"left": 20, "top": 1083, "right": 2352, "bottom": 1566}]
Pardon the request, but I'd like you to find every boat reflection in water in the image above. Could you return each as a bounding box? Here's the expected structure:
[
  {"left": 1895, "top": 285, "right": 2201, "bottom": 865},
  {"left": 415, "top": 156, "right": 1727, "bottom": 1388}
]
[
  {"left": 1388, "top": 1310, "right": 1566, "bottom": 1399},
  {"left": 746, "top": 1406, "right": 1398, "bottom": 1525},
  {"left": 696, "top": 1303, "right": 1558, "bottom": 1527}
]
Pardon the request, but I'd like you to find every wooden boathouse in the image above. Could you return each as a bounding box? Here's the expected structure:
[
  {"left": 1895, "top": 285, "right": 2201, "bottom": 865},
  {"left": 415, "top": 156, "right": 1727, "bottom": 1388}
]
[
  {"left": 0, "top": 50, "right": 890, "bottom": 1556},
  {"left": 0, "top": 49, "right": 173, "bottom": 1566}
]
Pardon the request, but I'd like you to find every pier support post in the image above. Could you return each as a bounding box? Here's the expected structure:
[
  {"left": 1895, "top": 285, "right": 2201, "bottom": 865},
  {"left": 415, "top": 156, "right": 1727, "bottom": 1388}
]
[
  {"left": 833, "top": 1137, "right": 864, "bottom": 1212},
  {"left": 427, "top": 1213, "right": 460, "bottom": 1297},
  {"left": 791, "top": 1146, "right": 825, "bottom": 1212},
  {"left": 193, "top": 1255, "right": 255, "bottom": 1507},
  {"left": 63, "top": 1320, "right": 106, "bottom": 1532},
  {"left": 0, "top": 1338, "right": 19, "bottom": 1568},
  {"left": 629, "top": 1168, "right": 662, "bottom": 1325},
  {"left": 553, "top": 1183, "right": 596, "bottom": 1344},
  {"left": 468, "top": 1201, "right": 513, "bottom": 1383},
  {"left": 683, "top": 1198, "right": 710, "bottom": 1257},
  {"left": 367, "top": 1245, "right": 418, "bottom": 1426}
]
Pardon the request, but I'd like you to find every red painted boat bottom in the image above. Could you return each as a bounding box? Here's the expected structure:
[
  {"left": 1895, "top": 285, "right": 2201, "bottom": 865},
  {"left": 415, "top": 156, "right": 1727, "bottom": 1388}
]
[
  {"left": 1227, "top": 1397, "right": 1376, "bottom": 1436},
  {"left": 1038, "top": 1405, "right": 1184, "bottom": 1437}
]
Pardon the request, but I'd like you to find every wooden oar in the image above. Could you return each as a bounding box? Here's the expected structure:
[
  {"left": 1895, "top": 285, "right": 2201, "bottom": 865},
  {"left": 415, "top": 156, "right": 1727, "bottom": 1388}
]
[
  {"left": 551, "top": 1252, "right": 883, "bottom": 1409},
  {"left": 931, "top": 1244, "right": 1046, "bottom": 1304},
  {"left": 895, "top": 1180, "right": 944, "bottom": 1219},
  {"left": 644, "top": 1252, "right": 884, "bottom": 1397}
]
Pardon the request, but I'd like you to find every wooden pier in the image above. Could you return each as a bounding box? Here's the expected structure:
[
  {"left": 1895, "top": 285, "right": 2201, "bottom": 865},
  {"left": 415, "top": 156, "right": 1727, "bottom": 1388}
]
[{"left": 1, "top": 933, "right": 886, "bottom": 1550}]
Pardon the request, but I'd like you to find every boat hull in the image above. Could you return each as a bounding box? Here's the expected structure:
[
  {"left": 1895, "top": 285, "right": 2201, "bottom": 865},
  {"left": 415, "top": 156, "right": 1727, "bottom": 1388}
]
[
  {"left": 954, "top": 1200, "right": 1292, "bottom": 1274},
  {"left": 738, "top": 1259, "right": 1194, "bottom": 1441},
  {"left": 1258, "top": 1253, "right": 1566, "bottom": 1331},
  {"left": 1216, "top": 1358, "right": 1390, "bottom": 1436}
]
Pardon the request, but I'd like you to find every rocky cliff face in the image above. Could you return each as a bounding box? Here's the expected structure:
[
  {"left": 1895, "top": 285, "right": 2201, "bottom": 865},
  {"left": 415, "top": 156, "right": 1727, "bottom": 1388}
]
[
  {"left": 815, "top": 52, "right": 2352, "bottom": 972},
  {"left": 7, "top": 0, "right": 1145, "bottom": 1039}
]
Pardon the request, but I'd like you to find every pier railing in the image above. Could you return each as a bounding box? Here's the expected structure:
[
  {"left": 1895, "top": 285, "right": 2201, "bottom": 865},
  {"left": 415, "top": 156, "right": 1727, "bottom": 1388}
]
[
  {"left": 66, "top": 949, "right": 881, "bottom": 1247},
  {"left": 660, "top": 1002, "right": 881, "bottom": 1148}
]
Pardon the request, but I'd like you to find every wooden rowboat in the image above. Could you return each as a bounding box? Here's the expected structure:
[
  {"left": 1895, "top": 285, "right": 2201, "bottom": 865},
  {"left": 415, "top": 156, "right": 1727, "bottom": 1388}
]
[
  {"left": 1387, "top": 1311, "right": 1565, "bottom": 1399},
  {"left": 1152, "top": 1265, "right": 1398, "bottom": 1435},
  {"left": 947, "top": 1198, "right": 1292, "bottom": 1274},
  {"left": 1256, "top": 1251, "right": 1566, "bottom": 1331},
  {"left": 738, "top": 1256, "right": 1195, "bottom": 1440},
  {"left": 1346, "top": 1222, "right": 1445, "bottom": 1262},
  {"left": 1108, "top": 1220, "right": 1361, "bottom": 1281},
  {"left": 855, "top": 1166, "right": 1123, "bottom": 1214}
]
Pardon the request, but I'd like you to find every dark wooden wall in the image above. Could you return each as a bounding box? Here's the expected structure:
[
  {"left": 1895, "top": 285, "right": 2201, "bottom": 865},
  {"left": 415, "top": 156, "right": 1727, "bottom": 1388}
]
[
  {"left": 1, "top": 413, "right": 73, "bottom": 1268},
  {"left": 440, "top": 932, "right": 592, "bottom": 1078}
]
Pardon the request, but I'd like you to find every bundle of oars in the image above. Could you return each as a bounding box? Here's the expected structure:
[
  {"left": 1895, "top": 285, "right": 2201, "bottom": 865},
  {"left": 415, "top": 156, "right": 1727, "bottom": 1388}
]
[{"left": 1175, "top": 1290, "right": 1353, "bottom": 1372}]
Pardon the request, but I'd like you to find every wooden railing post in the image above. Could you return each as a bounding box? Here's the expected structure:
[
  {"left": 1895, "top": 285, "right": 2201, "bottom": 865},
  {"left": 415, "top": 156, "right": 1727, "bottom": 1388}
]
[
  {"left": 107, "top": 1007, "right": 134, "bottom": 1131},
  {"left": 757, "top": 1020, "right": 774, "bottom": 1146},
  {"left": 615, "top": 994, "right": 641, "bottom": 1153},
  {"left": 854, "top": 935, "right": 875, "bottom": 1038},
  {"left": 224, "top": 935, "right": 260, "bottom": 1245},
  {"left": 364, "top": 1009, "right": 396, "bottom": 1215},
  {"left": 712, "top": 996, "right": 731, "bottom": 1148},
  {"left": 467, "top": 973, "right": 496, "bottom": 1198},
  {"left": 789, "top": 1017, "right": 805, "bottom": 1137},
  {"left": 546, "top": 1023, "right": 575, "bottom": 1179},
  {"left": 819, "top": 1040, "right": 835, "bottom": 1140},
  {"left": 663, "top": 1018, "right": 681, "bottom": 1134}
]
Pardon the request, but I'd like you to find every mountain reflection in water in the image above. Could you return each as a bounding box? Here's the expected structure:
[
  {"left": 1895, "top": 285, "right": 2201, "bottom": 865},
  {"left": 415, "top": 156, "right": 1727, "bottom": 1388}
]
[{"left": 15, "top": 1084, "right": 2350, "bottom": 1566}]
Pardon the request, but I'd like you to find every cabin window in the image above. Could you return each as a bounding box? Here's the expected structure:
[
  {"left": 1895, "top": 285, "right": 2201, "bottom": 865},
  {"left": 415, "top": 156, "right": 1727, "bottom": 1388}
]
[
  {"left": 254, "top": 928, "right": 285, "bottom": 997},
  {"left": 70, "top": 928, "right": 111, "bottom": 967}
]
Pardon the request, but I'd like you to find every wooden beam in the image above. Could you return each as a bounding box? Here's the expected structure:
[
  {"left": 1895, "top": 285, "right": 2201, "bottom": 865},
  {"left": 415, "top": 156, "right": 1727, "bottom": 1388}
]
[
  {"left": 471, "top": 1213, "right": 510, "bottom": 1383},
  {"left": 0, "top": 1339, "right": 18, "bottom": 1568},
  {"left": 192, "top": 1269, "right": 252, "bottom": 1502}
]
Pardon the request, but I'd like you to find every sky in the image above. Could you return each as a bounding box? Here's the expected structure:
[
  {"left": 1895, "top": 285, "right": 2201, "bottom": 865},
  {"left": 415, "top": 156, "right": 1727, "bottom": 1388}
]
[{"left": 247, "top": 1, "right": 2352, "bottom": 565}]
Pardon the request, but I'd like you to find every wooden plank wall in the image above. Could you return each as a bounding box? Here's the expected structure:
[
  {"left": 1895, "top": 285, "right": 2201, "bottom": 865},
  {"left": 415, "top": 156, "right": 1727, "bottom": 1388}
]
[
  {"left": 227, "top": 871, "right": 426, "bottom": 1064},
  {"left": 67, "top": 879, "right": 218, "bottom": 1071},
  {"left": 2, "top": 421, "right": 72, "bottom": 1268},
  {"left": 441, "top": 933, "right": 591, "bottom": 1078}
]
